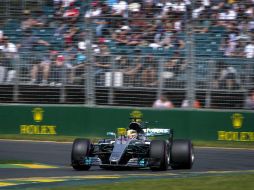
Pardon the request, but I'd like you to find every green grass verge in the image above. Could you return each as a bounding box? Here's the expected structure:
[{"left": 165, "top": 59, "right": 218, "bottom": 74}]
[
  {"left": 0, "top": 134, "right": 254, "bottom": 148},
  {"left": 36, "top": 174, "right": 254, "bottom": 190}
]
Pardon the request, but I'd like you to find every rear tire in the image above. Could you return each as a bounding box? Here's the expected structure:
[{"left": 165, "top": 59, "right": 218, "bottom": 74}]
[
  {"left": 149, "top": 140, "right": 169, "bottom": 171},
  {"left": 170, "top": 139, "right": 194, "bottom": 169},
  {"left": 71, "top": 138, "right": 91, "bottom": 170}
]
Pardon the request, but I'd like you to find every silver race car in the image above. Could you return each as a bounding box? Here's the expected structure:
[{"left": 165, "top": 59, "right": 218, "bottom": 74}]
[{"left": 71, "top": 120, "right": 194, "bottom": 171}]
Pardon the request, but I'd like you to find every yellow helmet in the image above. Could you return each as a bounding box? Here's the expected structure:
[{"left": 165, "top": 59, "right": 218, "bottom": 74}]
[{"left": 127, "top": 129, "right": 137, "bottom": 139}]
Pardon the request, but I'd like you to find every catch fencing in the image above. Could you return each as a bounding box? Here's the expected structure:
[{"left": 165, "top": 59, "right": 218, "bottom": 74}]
[{"left": 0, "top": 0, "right": 253, "bottom": 109}]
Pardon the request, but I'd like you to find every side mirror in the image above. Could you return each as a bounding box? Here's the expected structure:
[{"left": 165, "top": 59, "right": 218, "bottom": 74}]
[{"left": 106, "top": 132, "right": 116, "bottom": 138}]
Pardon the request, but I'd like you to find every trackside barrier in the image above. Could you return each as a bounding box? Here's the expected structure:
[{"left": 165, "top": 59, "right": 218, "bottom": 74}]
[{"left": 0, "top": 105, "right": 253, "bottom": 141}]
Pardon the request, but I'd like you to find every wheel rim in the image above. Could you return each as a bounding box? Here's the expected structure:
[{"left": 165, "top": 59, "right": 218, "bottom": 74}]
[
  {"left": 190, "top": 146, "right": 195, "bottom": 164},
  {"left": 167, "top": 152, "right": 170, "bottom": 164}
]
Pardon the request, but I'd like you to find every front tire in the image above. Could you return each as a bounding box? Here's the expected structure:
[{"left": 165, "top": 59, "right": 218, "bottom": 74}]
[
  {"left": 71, "top": 138, "right": 91, "bottom": 170},
  {"left": 149, "top": 140, "right": 169, "bottom": 171},
  {"left": 170, "top": 139, "right": 194, "bottom": 169}
]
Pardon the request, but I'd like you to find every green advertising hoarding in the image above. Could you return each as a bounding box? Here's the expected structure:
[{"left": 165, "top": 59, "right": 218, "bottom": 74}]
[{"left": 0, "top": 105, "right": 253, "bottom": 141}]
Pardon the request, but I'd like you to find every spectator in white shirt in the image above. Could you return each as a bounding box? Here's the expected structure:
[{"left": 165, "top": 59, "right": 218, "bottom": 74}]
[
  {"left": 225, "top": 9, "right": 237, "bottom": 20},
  {"left": 172, "top": 0, "right": 186, "bottom": 13},
  {"left": 0, "top": 30, "right": 3, "bottom": 40},
  {"left": 0, "top": 36, "right": 17, "bottom": 83},
  {"left": 245, "top": 89, "right": 254, "bottom": 109},
  {"left": 244, "top": 41, "right": 254, "bottom": 58},
  {"left": 152, "top": 95, "right": 174, "bottom": 109},
  {"left": 54, "top": 0, "right": 76, "bottom": 8}
]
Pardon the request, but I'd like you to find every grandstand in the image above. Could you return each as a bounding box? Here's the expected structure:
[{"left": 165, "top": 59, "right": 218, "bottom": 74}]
[{"left": 0, "top": 0, "right": 253, "bottom": 109}]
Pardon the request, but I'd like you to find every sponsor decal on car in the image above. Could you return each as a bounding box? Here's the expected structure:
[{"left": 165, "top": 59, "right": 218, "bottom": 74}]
[{"left": 144, "top": 128, "right": 170, "bottom": 136}]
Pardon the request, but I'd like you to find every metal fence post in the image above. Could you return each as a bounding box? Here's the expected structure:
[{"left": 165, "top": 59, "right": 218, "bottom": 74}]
[
  {"left": 59, "top": 66, "right": 66, "bottom": 103},
  {"left": 13, "top": 56, "right": 19, "bottom": 102},
  {"left": 185, "top": 19, "right": 196, "bottom": 108},
  {"left": 156, "top": 56, "right": 164, "bottom": 99},
  {"left": 85, "top": 28, "right": 95, "bottom": 105},
  {"left": 108, "top": 56, "right": 115, "bottom": 105},
  {"left": 205, "top": 60, "right": 215, "bottom": 108}
]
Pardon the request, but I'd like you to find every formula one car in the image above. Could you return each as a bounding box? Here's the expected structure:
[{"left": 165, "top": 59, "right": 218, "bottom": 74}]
[{"left": 71, "top": 120, "right": 194, "bottom": 171}]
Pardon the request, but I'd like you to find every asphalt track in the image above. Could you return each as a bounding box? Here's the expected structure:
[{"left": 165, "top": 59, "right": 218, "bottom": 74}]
[{"left": 0, "top": 139, "right": 254, "bottom": 189}]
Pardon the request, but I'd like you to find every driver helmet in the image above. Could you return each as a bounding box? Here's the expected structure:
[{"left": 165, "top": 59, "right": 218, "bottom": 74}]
[{"left": 127, "top": 129, "right": 137, "bottom": 139}]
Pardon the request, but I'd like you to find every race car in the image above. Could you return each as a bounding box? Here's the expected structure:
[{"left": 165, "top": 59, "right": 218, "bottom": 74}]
[{"left": 71, "top": 120, "right": 194, "bottom": 171}]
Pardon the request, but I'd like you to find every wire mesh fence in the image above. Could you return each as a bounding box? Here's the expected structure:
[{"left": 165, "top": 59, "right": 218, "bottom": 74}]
[{"left": 0, "top": 0, "right": 253, "bottom": 110}]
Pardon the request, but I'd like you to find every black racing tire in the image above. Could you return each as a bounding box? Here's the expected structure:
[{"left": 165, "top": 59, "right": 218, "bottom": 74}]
[
  {"left": 149, "top": 140, "right": 169, "bottom": 171},
  {"left": 170, "top": 139, "right": 194, "bottom": 170},
  {"left": 71, "top": 138, "right": 91, "bottom": 171}
]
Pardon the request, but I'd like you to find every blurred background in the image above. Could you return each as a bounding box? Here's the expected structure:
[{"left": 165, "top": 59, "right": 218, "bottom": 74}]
[{"left": 0, "top": 0, "right": 253, "bottom": 109}]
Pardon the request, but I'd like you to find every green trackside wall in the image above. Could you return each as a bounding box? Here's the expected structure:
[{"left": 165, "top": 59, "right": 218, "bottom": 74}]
[{"left": 0, "top": 105, "right": 253, "bottom": 141}]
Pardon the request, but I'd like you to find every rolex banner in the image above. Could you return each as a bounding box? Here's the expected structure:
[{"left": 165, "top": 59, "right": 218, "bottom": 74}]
[{"left": 0, "top": 105, "right": 253, "bottom": 141}]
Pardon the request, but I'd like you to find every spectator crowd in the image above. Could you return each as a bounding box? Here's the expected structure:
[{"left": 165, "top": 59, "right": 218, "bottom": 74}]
[{"left": 0, "top": 0, "right": 253, "bottom": 93}]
